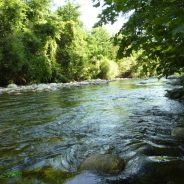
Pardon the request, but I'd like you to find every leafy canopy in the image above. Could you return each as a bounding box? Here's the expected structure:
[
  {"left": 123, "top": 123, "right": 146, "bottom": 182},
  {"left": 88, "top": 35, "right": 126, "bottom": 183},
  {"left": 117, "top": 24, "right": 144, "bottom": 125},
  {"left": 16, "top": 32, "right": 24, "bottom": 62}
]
[{"left": 93, "top": 0, "right": 184, "bottom": 77}]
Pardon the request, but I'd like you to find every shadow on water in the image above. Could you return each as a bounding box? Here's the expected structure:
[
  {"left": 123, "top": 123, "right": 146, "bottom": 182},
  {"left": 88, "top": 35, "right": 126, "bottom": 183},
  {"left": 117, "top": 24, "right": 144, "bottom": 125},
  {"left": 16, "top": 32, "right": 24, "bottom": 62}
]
[{"left": 0, "top": 78, "right": 184, "bottom": 184}]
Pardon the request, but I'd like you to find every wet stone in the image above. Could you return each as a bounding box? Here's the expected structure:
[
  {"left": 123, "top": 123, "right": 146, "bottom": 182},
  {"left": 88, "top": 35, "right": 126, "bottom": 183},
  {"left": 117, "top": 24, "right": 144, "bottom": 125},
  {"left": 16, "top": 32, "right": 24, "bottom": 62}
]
[
  {"left": 7, "top": 84, "right": 18, "bottom": 88},
  {"left": 79, "top": 154, "right": 125, "bottom": 175},
  {"left": 0, "top": 79, "right": 110, "bottom": 95},
  {"left": 166, "top": 88, "right": 184, "bottom": 100},
  {"left": 171, "top": 127, "right": 184, "bottom": 139},
  {"left": 22, "top": 166, "right": 74, "bottom": 184}
]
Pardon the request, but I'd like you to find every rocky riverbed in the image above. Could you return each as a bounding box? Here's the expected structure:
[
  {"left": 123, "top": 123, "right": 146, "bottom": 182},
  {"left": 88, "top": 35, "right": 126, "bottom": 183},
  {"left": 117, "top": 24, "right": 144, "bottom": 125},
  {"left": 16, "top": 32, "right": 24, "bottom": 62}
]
[
  {"left": 1, "top": 78, "right": 184, "bottom": 184},
  {"left": 0, "top": 79, "right": 118, "bottom": 95}
]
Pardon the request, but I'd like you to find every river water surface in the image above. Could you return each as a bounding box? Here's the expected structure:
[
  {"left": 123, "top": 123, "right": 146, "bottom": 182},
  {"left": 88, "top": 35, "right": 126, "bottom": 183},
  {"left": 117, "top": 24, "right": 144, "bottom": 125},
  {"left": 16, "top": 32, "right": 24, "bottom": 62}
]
[{"left": 0, "top": 78, "right": 184, "bottom": 184}]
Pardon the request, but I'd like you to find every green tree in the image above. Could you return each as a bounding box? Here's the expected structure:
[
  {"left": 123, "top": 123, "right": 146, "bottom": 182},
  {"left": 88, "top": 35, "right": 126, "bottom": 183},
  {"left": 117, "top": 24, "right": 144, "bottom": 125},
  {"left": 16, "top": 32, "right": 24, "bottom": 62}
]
[
  {"left": 24, "top": 17, "right": 61, "bottom": 83},
  {"left": 98, "top": 58, "right": 119, "bottom": 79},
  {"left": 86, "top": 27, "right": 119, "bottom": 79},
  {"left": 0, "top": 0, "right": 27, "bottom": 85},
  {"left": 0, "top": 0, "right": 61, "bottom": 85},
  {"left": 0, "top": 0, "right": 129, "bottom": 86},
  {"left": 57, "top": 1, "right": 81, "bottom": 23},
  {"left": 87, "top": 27, "right": 116, "bottom": 60},
  {"left": 93, "top": 0, "right": 184, "bottom": 77},
  {"left": 23, "top": 0, "right": 61, "bottom": 83},
  {"left": 56, "top": 2, "right": 89, "bottom": 81},
  {"left": 26, "top": 0, "right": 52, "bottom": 23}
]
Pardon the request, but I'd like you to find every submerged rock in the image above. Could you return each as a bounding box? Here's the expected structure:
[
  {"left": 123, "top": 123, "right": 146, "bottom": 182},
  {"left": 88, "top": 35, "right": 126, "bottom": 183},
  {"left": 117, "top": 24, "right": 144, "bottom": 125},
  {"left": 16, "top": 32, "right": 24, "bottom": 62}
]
[
  {"left": 165, "top": 87, "right": 184, "bottom": 100},
  {"left": 23, "top": 166, "right": 74, "bottom": 184},
  {"left": 79, "top": 154, "right": 125, "bottom": 174},
  {"left": 171, "top": 127, "right": 184, "bottom": 139}
]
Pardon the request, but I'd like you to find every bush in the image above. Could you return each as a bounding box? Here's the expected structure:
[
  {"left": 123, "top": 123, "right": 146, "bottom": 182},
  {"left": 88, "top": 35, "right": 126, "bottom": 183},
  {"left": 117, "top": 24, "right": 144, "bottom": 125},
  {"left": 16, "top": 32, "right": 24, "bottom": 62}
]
[
  {"left": 28, "top": 55, "right": 52, "bottom": 83},
  {"left": 98, "top": 58, "right": 119, "bottom": 80}
]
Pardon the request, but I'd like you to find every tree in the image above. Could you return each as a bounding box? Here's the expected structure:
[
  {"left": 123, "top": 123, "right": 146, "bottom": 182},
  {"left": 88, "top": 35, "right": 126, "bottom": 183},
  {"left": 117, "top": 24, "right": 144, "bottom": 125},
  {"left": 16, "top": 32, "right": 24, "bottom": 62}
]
[
  {"left": 93, "top": 0, "right": 184, "bottom": 77},
  {"left": 25, "top": 0, "right": 52, "bottom": 23},
  {"left": 0, "top": 0, "right": 27, "bottom": 85},
  {"left": 0, "top": 0, "right": 61, "bottom": 85},
  {"left": 57, "top": 1, "right": 81, "bottom": 23},
  {"left": 56, "top": 2, "right": 89, "bottom": 81},
  {"left": 87, "top": 27, "right": 116, "bottom": 60},
  {"left": 0, "top": 0, "right": 133, "bottom": 86},
  {"left": 85, "top": 27, "right": 119, "bottom": 79}
]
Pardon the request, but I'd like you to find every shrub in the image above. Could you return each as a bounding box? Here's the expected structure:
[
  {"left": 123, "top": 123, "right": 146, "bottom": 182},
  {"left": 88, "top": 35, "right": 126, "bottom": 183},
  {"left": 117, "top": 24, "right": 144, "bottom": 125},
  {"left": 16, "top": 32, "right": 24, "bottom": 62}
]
[{"left": 98, "top": 58, "right": 119, "bottom": 80}]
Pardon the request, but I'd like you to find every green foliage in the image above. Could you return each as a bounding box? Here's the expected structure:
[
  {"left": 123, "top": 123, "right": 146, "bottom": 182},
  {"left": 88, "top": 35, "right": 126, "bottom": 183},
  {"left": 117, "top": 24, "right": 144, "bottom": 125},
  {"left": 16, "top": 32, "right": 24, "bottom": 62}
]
[
  {"left": 56, "top": 21, "right": 88, "bottom": 81},
  {"left": 94, "top": 0, "right": 184, "bottom": 77},
  {"left": 28, "top": 56, "right": 51, "bottom": 83},
  {"left": 26, "top": 0, "right": 52, "bottom": 23},
  {"left": 65, "top": 28, "right": 88, "bottom": 81},
  {"left": 0, "top": 0, "right": 146, "bottom": 86},
  {"left": 0, "top": 0, "right": 26, "bottom": 35},
  {"left": 0, "top": 32, "right": 27, "bottom": 85},
  {"left": 87, "top": 27, "right": 116, "bottom": 60},
  {"left": 85, "top": 60, "right": 101, "bottom": 79},
  {"left": 57, "top": 1, "right": 81, "bottom": 23},
  {"left": 0, "top": 0, "right": 27, "bottom": 85},
  {"left": 117, "top": 51, "right": 152, "bottom": 78},
  {"left": 98, "top": 58, "right": 119, "bottom": 79},
  {"left": 84, "top": 27, "right": 121, "bottom": 80},
  {"left": 0, "top": 0, "right": 61, "bottom": 85},
  {"left": 0, "top": 170, "right": 22, "bottom": 179}
]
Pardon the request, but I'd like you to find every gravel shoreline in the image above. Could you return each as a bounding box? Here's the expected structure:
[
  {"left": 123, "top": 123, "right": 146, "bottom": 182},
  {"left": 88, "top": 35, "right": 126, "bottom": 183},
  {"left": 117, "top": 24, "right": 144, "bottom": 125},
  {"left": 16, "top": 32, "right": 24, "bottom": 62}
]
[{"left": 0, "top": 78, "right": 127, "bottom": 95}]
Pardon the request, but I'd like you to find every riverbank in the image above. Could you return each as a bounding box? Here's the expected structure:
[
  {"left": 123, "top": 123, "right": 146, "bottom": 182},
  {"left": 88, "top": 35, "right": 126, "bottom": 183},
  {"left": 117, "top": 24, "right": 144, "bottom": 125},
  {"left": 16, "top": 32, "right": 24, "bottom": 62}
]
[
  {"left": 0, "top": 78, "right": 128, "bottom": 95},
  {"left": 2, "top": 76, "right": 184, "bottom": 102}
]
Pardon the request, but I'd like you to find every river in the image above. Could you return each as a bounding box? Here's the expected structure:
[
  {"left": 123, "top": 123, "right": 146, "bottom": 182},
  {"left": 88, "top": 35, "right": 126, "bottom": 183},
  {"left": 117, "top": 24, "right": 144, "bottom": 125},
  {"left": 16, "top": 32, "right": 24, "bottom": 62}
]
[{"left": 0, "top": 78, "right": 184, "bottom": 184}]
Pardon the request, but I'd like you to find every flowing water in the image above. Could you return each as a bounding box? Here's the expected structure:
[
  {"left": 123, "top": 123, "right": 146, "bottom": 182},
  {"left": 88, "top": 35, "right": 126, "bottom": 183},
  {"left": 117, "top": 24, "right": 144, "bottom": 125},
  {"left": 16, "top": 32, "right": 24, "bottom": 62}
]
[{"left": 0, "top": 78, "right": 184, "bottom": 184}]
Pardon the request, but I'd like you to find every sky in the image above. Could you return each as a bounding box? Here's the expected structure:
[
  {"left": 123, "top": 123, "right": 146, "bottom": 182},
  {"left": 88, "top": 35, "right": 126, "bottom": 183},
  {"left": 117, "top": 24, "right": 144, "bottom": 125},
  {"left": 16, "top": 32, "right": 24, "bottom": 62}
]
[{"left": 52, "top": 0, "right": 127, "bottom": 34}]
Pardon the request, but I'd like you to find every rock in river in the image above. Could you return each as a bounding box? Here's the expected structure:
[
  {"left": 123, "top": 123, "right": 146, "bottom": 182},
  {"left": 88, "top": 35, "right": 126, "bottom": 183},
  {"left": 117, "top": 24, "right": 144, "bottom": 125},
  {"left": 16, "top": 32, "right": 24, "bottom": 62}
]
[
  {"left": 7, "top": 83, "right": 18, "bottom": 88},
  {"left": 79, "top": 154, "right": 125, "bottom": 174},
  {"left": 171, "top": 127, "right": 184, "bottom": 139}
]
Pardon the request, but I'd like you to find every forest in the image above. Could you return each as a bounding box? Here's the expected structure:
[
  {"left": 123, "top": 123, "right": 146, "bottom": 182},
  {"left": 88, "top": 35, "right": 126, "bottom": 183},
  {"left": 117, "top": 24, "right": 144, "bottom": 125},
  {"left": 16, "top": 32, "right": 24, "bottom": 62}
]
[
  {"left": 0, "top": 0, "right": 147, "bottom": 87},
  {"left": 0, "top": 0, "right": 183, "bottom": 87}
]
